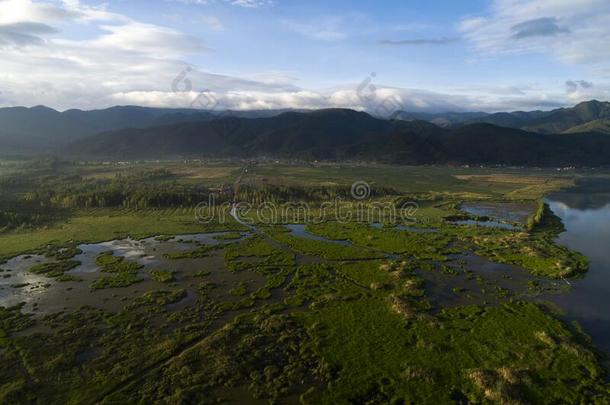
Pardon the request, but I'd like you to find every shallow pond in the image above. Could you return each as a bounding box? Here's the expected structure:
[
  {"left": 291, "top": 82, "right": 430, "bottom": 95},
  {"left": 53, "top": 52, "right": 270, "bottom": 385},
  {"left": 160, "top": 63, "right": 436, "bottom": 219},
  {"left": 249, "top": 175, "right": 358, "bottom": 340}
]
[
  {"left": 69, "top": 232, "right": 240, "bottom": 274},
  {"left": 0, "top": 231, "right": 256, "bottom": 314},
  {"left": 0, "top": 255, "right": 52, "bottom": 308},
  {"left": 416, "top": 253, "right": 566, "bottom": 311}
]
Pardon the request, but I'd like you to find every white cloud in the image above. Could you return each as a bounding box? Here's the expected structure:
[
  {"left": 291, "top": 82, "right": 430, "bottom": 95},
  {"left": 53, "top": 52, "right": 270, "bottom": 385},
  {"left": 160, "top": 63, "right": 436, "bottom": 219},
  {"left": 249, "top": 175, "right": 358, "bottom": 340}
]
[
  {"left": 282, "top": 17, "right": 347, "bottom": 41},
  {"left": 108, "top": 83, "right": 560, "bottom": 114},
  {"left": 0, "top": 0, "right": 75, "bottom": 24},
  {"left": 228, "top": 0, "right": 272, "bottom": 8},
  {"left": 201, "top": 15, "right": 224, "bottom": 31},
  {"left": 85, "top": 22, "right": 206, "bottom": 57},
  {"left": 0, "top": 0, "right": 604, "bottom": 114},
  {"left": 167, "top": 0, "right": 272, "bottom": 8},
  {"left": 0, "top": 0, "right": 208, "bottom": 109},
  {"left": 459, "top": 0, "right": 610, "bottom": 65}
]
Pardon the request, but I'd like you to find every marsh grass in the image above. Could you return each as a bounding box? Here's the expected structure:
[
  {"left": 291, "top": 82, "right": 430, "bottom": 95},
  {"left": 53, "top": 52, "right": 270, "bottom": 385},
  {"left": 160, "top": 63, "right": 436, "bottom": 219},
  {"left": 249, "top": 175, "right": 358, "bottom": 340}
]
[
  {"left": 150, "top": 269, "right": 175, "bottom": 283},
  {"left": 29, "top": 260, "right": 81, "bottom": 279}
]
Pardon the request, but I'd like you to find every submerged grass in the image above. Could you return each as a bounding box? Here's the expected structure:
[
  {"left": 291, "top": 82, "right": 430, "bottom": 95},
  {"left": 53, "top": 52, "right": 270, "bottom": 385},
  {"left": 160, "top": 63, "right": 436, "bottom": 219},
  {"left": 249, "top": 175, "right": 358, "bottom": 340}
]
[
  {"left": 29, "top": 260, "right": 81, "bottom": 279},
  {"left": 90, "top": 252, "right": 144, "bottom": 289},
  {"left": 150, "top": 269, "right": 175, "bottom": 283}
]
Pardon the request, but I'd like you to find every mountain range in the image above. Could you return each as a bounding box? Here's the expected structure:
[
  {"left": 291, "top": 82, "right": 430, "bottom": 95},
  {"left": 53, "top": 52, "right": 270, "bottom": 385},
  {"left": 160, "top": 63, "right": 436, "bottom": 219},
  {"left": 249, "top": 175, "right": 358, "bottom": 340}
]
[
  {"left": 2, "top": 101, "right": 610, "bottom": 166},
  {"left": 65, "top": 107, "right": 610, "bottom": 167},
  {"left": 0, "top": 105, "right": 216, "bottom": 154},
  {"left": 0, "top": 105, "right": 296, "bottom": 154},
  {"left": 393, "top": 100, "right": 610, "bottom": 134}
]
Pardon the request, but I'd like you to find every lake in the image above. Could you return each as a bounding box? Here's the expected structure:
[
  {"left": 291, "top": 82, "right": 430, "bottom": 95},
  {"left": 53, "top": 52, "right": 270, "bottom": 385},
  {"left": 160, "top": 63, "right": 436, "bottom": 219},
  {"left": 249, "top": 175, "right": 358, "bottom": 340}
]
[{"left": 547, "top": 188, "right": 610, "bottom": 357}]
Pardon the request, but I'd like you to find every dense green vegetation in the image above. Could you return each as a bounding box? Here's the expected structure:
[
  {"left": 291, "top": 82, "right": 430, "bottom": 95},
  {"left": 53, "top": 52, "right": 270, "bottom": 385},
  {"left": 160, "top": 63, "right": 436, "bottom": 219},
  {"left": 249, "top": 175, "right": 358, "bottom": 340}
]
[
  {"left": 0, "top": 160, "right": 608, "bottom": 403},
  {"left": 23, "top": 169, "right": 227, "bottom": 209},
  {"left": 150, "top": 269, "right": 175, "bottom": 283},
  {"left": 301, "top": 299, "right": 608, "bottom": 404},
  {"left": 29, "top": 260, "right": 81, "bottom": 279},
  {"left": 459, "top": 204, "right": 588, "bottom": 278},
  {"left": 90, "top": 272, "right": 143, "bottom": 290},
  {"left": 95, "top": 252, "right": 143, "bottom": 274},
  {"left": 526, "top": 199, "right": 546, "bottom": 231},
  {"left": 90, "top": 252, "right": 144, "bottom": 289},
  {"left": 265, "top": 225, "right": 386, "bottom": 260},
  {"left": 307, "top": 222, "right": 453, "bottom": 260}
]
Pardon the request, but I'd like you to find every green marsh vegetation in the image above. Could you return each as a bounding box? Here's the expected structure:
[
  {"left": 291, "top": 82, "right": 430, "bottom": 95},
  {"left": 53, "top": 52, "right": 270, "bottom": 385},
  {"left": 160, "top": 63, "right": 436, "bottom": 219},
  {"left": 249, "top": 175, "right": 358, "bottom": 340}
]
[
  {"left": 95, "top": 252, "right": 142, "bottom": 273},
  {"left": 0, "top": 160, "right": 245, "bottom": 261},
  {"left": 223, "top": 234, "right": 295, "bottom": 271},
  {"left": 163, "top": 243, "right": 221, "bottom": 259},
  {"left": 452, "top": 203, "right": 589, "bottom": 278},
  {"left": 307, "top": 222, "right": 453, "bottom": 260},
  {"left": 213, "top": 231, "right": 243, "bottom": 240},
  {"left": 265, "top": 225, "right": 386, "bottom": 260},
  {"left": 90, "top": 272, "right": 143, "bottom": 290},
  {"left": 28, "top": 260, "right": 80, "bottom": 279},
  {"left": 150, "top": 269, "right": 175, "bottom": 283},
  {"left": 89, "top": 252, "right": 144, "bottom": 290},
  {"left": 0, "top": 160, "right": 608, "bottom": 403}
]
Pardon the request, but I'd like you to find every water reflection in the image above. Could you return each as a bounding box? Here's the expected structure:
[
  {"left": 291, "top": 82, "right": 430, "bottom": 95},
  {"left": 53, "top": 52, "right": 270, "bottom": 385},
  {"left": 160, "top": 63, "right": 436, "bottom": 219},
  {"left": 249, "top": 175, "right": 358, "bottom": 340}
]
[
  {"left": 547, "top": 187, "right": 610, "bottom": 356},
  {"left": 461, "top": 201, "right": 535, "bottom": 224},
  {"left": 285, "top": 224, "right": 351, "bottom": 246},
  {"left": 0, "top": 231, "right": 246, "bottom": 312},
  {"left": 454, "top": 219, "right": 519, "bottom": 231}
]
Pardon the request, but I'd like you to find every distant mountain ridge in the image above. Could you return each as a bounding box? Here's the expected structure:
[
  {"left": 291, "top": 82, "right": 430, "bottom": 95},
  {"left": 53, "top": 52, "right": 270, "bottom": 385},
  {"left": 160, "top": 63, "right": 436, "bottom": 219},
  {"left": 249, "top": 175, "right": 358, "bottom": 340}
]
[
  {"left": 0, "top": 105, "right": 298, "bottom": 154},
  {"left": 65, "top": 108, "right": 610, "bottom": 167},
  {"left": 393, "top": 100, "right": 610, "bottom": 134},
  {"left": 0, "top": 105, "right": 217, "bottom": 154},
  {"left": 65, "top": 109, "right": 445, "bottom": 159},
  {"left": 3, "top": 101, "right": 610, "bottom": 166}
]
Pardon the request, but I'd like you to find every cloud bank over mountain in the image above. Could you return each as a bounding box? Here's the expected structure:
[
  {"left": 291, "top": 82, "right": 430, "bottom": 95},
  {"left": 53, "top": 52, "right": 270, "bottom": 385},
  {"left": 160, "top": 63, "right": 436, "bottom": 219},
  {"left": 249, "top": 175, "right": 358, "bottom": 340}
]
[{"left": 0, "top": 0, "right": 608, "bottom": 113}]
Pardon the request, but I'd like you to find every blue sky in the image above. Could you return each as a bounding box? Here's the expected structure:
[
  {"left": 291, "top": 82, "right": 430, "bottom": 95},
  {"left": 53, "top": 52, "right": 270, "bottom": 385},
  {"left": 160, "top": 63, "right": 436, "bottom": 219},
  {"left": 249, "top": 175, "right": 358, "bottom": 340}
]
[{"left": 0, "top": 0, "right": 608, "bottom": 112}]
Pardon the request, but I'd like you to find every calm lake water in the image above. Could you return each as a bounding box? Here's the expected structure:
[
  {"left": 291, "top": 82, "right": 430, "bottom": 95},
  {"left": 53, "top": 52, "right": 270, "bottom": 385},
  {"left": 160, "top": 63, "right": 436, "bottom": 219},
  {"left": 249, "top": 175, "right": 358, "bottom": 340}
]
[
  {"left": 461, "top": 201, "right": 535, "bottom": 224},
  {"left": 546, "top": 190, "right": 610, "bottom": 356}
]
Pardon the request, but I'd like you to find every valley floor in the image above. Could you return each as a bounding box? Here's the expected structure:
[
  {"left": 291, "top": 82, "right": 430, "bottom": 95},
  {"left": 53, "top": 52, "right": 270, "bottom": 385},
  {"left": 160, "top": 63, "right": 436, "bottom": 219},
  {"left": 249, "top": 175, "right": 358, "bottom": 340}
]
[{"left": 0, "top": 160, "right": 609, "bottom": 404}]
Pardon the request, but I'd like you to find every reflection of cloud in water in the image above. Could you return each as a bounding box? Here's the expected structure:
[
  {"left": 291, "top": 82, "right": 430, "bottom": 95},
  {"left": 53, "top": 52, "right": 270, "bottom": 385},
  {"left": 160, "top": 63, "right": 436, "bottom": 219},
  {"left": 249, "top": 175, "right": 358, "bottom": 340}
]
[
  {"left": 548, "top": 201, "right": 569, "bottom": 216},
  {"left": 0, "top": 254, "right": 52, "bottom": 308},
  {"left": 73, "top": 238, "right": 159, "bottom": 272},
  {"left": 0, "top": 232, "right": 242, "bottom": 311},
  {"left": 547, "top": 195, "right": 610, "bottom": 355},
  {"left": 100, "top": 239, "right": 146, "bottom": 258},
  {"left": 461, "top": 201, "right": 534, "bottom": 224}
]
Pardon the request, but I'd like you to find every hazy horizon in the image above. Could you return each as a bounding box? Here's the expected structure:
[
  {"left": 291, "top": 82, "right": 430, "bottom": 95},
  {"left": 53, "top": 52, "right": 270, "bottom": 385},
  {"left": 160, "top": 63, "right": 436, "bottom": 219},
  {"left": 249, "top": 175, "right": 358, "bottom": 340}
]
[{"left": 2, "top": 98, "right": 607, "bottom": 115}]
